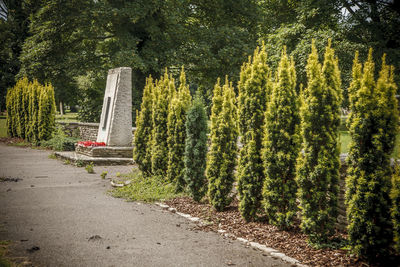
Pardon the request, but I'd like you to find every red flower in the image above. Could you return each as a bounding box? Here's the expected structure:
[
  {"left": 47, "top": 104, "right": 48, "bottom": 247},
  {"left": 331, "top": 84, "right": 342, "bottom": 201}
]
[{"left": 77, "top": 141, "right": 106, "bottom": 147}]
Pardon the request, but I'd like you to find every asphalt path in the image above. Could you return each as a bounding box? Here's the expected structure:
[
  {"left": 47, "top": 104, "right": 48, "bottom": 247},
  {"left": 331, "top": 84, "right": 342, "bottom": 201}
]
[{"left": 0, "top": 144, "right": 289, "bottom": 267}]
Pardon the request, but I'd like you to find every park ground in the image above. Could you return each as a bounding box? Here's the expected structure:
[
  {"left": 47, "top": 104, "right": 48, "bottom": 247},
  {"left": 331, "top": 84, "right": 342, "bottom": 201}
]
[{"left": 0, "top": 143, "right": 289, "bottom": 267}]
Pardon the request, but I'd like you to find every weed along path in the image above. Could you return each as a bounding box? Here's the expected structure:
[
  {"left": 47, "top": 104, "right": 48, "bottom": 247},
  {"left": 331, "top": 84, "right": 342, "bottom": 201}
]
[{"left": 0, "top": 144, "right": 290, "bottom": 267}]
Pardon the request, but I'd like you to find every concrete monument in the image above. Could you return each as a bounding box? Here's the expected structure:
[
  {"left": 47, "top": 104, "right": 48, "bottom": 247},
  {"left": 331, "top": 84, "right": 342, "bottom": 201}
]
[{"left": 97, "top": 67, "right": 132, "bottom": 146}]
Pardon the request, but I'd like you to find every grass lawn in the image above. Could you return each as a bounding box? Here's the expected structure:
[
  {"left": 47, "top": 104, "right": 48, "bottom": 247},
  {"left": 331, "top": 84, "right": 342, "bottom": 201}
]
[
  {"left": 339, "top": 131, "right": 400, "bottom": 158},
  {"left": 55, "top": 112, "right": 78, "bottom": 122}
]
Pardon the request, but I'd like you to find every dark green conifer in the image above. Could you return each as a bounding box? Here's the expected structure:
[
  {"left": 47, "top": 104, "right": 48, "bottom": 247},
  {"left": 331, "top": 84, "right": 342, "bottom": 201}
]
[
  {"left": 262, "top": 47, "right": 300, "bottom": 229},
  {"left": 296, "top": 40, "right": 342, "bottom": 242},
  {"left": 207, "top": 76, "right": 238, "bottom": 211},
  {"left": 167, "top": 67, "right": 192, "bottom": 191},
  {"left": 237, "top": 43, "right": 271, "bottom": 221},
  {"left": 134, "top": 76, "right": 154, "bottom": 175},
  {"left": 184, "top": 94, "right": 208, "bottom": 202},
  {"left": 346, "top": 51, "right": 398, "bottom": 259}
]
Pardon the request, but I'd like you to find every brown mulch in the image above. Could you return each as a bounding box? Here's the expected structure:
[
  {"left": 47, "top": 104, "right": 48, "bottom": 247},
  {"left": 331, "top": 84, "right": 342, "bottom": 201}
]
[{"left": 165, "top": 197, "right": 366, "bottom": 267}]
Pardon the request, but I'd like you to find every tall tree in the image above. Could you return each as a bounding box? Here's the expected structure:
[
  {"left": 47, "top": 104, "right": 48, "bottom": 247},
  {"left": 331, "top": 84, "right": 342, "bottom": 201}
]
[{"left": 262, "top": 47, "right": 300, "bottom": 229}]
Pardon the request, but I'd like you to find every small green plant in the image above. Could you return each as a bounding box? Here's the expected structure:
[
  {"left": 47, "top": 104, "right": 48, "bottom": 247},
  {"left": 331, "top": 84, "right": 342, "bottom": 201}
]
[
  {"left": 63, "top": 159, "right": 71, "bottom": 165},
  {"left": 76, "top": 160, "right": 84, "bottom": 167},
  {"left": 85, "top": 162, "right": 94, "bottom": 174},
  {"left": 48, "top": 153, "right": 57, "bottom": 159},
  {"left": 40, "top": 126, "right": 80, "bottom": 151},
  {"left": 116, "top": 172, "right": 121, "bottom": 177},
  {"left": 100, "top": 171, "right": 108, "bottom": 179}
]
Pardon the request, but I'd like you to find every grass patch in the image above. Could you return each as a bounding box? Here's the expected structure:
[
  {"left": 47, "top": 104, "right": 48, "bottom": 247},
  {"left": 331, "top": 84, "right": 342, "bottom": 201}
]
[
  {"left": 339, "top": 131, "right": 351, "bottom": 154},
  {"left": 55, "top": 112, "right": 78, "bottom": 123},
  {"left": 0, "top": 119, "right": 7, "bottom": 138},
  {"left": 0, "top": 240, "right": 14, "bottom": 267},
  {"left": 339, "top": 131, "right": 400, "bottom": 158},
  {"left": 111, "top": 169, "right": 185, "bottom": 202}
]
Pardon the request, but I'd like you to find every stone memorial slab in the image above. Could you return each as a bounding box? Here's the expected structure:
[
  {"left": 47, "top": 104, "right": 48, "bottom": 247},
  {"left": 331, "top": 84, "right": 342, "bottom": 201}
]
[{"left": 97, "top": 67, "right": 132, "bottom": 147}]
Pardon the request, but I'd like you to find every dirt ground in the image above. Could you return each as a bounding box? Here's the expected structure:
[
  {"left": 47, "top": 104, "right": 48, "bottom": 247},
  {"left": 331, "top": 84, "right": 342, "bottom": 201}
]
[{"left": 0, "top": 144, "right": 290, "bottom": 267}]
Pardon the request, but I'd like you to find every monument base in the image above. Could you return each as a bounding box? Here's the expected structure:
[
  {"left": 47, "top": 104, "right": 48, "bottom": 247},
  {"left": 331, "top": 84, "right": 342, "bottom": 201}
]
[
  {"left": 55, "top": 151, "right": 133, "bottom": 166},
  {"left": 75, "top": 145, "right": 133, "bottom": 158}
]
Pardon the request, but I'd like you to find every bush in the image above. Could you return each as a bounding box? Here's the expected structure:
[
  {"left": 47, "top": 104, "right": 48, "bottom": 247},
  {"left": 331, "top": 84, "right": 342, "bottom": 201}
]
[
  {"left": 346, "top": 50, "right": 398, "bottom": 260},
  {"left": 262, "top": 47, "right": 300, "bottom": 229},
  {"left": 207, "top": 77, "right": 238, "bottom": 211},
  {"left": 41, "top": 126, "right": 80, "bottom": 151},
  {"left": 6, "top": 78, "right": 55, "bottom": 143},
  {"left": 296, "top": 40, "right": 342, "bottom": 243},
  {"left": 184, "top": 95, "right": 208, "bottom": 202}
]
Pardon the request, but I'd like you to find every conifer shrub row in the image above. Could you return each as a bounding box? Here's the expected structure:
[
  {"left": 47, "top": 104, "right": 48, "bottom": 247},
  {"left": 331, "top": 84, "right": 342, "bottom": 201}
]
[
  {"left": 6, "top": 78, "right": 56, "bottom": 143},
  {"left": 132, "top": 43, "right": 400, "bottom": 261},
  {"left": 134, "top": 68, "right": 205, "bottom": 195}
]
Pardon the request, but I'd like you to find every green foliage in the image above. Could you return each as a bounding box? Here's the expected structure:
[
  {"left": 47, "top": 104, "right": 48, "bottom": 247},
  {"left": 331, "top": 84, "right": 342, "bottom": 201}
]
[
  {"left": 6, "top": 78, "right": 55, "bottom": 143},
  {"left": 75, "top": 72, "right": 104, "bottom": 123},
  {"left": 346, "top": 50, "right": 399, "bottom": 260},
  {"left": 100, "top": 171, "right": 108, "bottom": 179},
  {"left": 262, "top": 47, "right": 300, "bottom": 229},
  {"left": 391, "top": 165, "right": 400, "bottom": 253},
  {"left": 85, "top": 162, "right": 94, "bottom": 174},
  {"left": 40, "top": 126, "right": 79, "bottom": 151},
  {"left": 38, "top": 83, "right": 56, "bottom": 141},
  {"left": 237, "top": 43, "right": 271, "bottom": 221},
  {"left": 134, "top": 76, "right": 154, "bottom": 175},
  {"left": 296, "top": 40, "right": 342, "bottom": 243},
  {"left": 151, "top": 70, "right": 174, "bottom": 177},
  {"left": 207, "top": 77, "right": 238, "bottom": 211},
  {"left": 167, "top": 67, "right": 192, "bottom": 191},
  {"left": 26, "top": 80, "right": 40, "bottom": 142},
  {"left": 112, "top": 169, "right": 184, "bottom": 202},
  {"left": 184, "top": 95, "right": 208, "bottom": 202}
]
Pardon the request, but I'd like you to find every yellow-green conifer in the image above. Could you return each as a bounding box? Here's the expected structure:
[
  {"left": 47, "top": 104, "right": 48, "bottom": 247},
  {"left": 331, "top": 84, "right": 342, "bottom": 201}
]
[
  {"left": 38, "top": 83, "right": 56, "bottom": 141},
  {"left": 152, "top": 70, "right": 175, "bottom": 176},
  {"left": 237, "top": 43, "right": 271, "bottom": 221},
  {"left": 134, "top": 76, "right": 154, "bottom": 175},
  {"left": 262, "top": 47, "right": 300, "bottom": 229},
  {"left": 207, "top": 76, "right": 238, "bottom": 211},
  {"left": 167, "top": 67, "right": 192, "bottom": 191},
  {"left": 346, "top": 51, "right": 398, "bottom": 259},
  {"left": 296, "top": 40, "right": 342, "bottom": 242}
]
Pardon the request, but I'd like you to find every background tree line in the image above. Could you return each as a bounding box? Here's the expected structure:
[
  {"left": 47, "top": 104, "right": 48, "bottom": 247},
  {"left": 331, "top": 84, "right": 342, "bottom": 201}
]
[{"left": 1, "top": 0, "right": 399, "bottom": 121}]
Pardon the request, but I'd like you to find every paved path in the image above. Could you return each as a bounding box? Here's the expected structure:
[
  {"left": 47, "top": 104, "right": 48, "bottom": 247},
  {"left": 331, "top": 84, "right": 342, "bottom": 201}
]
[{"left": 0, "top": 144, "right": 289, "bottom": 267}]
